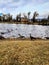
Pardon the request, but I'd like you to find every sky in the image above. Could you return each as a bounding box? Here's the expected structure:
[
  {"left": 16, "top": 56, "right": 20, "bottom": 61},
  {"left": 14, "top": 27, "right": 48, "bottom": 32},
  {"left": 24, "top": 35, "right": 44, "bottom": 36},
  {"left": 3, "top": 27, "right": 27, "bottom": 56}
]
[{"left": 0, "top": 0, "right": 49, "bottom": 18}]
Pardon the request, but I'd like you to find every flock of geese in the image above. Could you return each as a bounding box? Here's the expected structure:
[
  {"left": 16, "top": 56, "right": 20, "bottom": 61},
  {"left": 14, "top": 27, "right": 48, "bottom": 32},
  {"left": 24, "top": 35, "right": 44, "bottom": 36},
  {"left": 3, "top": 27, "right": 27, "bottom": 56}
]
[
  {"left": 17, "top": 34, "right": 49, "bottom": 40},
  {"left": 0, "top": 29, "right": 49, "bottom": 40},
  {"left": 0, "top": 33, "right": 37, "bottom": 40}
]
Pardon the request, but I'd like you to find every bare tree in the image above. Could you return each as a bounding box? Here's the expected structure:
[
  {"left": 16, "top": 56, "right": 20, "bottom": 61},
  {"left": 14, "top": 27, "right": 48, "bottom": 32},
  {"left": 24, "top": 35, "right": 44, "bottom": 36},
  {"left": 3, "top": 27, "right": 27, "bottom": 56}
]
[
  {"left": 7, "top": 13, "right": 12, "bottom": 22},
  {"left": 2, "top": 14, "right": 8, "bottom": 21},
  {"left": 27, "top": 12, "right": 31, "bottom": 22},
  {"left": 33, "top": 11, "right": 39, "bottom": 22},
  {"left": 16, "top": 13, "right": 21, "bottom": 22},
  {"left": 23, "top": 13, "right": 28, "bottom": 23},
  {"left": 23, "top": 13, "right": 27, "bottom": 19},
  {"left": 48, "top": 15, "right": 49, "bottom": 20},
  {"left": 0, "top": 16, "right": 2, "bottom": 21}
]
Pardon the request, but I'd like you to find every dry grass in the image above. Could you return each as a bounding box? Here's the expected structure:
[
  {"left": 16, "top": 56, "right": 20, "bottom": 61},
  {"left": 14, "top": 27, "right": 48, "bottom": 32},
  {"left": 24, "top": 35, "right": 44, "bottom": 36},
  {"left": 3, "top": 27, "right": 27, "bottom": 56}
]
[{"left": 0, "top": 40, "right": 49, "bottom": 65}]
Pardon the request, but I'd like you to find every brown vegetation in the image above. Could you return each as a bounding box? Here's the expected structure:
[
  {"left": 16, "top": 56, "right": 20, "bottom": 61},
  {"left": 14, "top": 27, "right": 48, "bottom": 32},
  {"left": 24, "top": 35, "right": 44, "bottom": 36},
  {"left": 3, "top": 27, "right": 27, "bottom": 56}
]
[{"left": 0, "top": 40, "right": 49, "bottom": 65}]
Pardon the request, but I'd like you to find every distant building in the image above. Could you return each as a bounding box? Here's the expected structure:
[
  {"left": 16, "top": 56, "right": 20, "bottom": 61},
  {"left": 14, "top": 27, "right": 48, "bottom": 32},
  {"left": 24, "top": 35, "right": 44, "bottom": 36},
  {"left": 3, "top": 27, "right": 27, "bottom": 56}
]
[{"left": 21, "top": 17, "right": 28, "bottom": 23}]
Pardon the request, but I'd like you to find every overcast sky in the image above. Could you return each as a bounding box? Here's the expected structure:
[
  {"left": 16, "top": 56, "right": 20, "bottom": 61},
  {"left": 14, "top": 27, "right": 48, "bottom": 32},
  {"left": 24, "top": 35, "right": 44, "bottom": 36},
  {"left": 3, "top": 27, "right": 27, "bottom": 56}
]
[{"left": 0, "top": 0, "right": 49, "bottom": 18}]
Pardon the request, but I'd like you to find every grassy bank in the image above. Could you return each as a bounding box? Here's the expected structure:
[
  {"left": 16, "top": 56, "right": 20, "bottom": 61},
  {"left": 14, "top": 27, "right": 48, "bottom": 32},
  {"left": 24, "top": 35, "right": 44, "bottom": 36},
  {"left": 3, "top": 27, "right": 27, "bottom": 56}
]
[{"left": 0, "top": 40, "right": 49, "bottom": 65}]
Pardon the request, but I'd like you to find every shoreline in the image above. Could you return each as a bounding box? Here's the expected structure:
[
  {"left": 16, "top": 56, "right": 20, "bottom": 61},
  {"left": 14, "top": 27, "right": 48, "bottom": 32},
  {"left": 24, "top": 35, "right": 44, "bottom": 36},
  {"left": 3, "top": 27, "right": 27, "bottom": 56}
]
[
  {"left": 0, "top": 22, "right": 49, "bottom": 25},
  {"left": 0, "top": 38, "right": 48, "bottom": 41}
]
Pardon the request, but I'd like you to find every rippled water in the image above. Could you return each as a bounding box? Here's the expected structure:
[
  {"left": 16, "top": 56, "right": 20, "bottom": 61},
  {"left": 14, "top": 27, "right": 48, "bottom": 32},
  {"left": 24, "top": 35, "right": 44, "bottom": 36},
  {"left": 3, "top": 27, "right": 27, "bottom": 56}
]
[{"left": 0, "top": 23, "right": 49, "bottom": 39}]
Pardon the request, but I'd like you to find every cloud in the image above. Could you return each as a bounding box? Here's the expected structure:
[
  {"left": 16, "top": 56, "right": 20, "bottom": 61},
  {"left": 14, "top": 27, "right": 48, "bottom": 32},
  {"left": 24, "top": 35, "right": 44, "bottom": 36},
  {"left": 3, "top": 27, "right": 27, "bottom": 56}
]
[
  {"left": 0, "top": 0, "right": 49, "bottom": 18},
  {"left": 0, "top": 0, "right": 49, "bottom": 9}
]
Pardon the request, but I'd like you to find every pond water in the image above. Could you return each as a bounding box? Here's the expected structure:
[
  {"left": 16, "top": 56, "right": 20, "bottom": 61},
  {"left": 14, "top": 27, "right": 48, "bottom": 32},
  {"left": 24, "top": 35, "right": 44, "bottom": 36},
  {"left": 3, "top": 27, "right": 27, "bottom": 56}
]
[{"left": 0, "top": 23, "right": 49, "bottom": 39}]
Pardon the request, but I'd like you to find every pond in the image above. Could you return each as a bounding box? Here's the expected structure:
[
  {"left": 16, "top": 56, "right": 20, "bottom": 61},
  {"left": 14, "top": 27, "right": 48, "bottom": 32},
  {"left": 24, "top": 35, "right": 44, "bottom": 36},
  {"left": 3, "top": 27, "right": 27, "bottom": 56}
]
[{"left": 0, "top": 23, "right": 49, "bottom": 39}]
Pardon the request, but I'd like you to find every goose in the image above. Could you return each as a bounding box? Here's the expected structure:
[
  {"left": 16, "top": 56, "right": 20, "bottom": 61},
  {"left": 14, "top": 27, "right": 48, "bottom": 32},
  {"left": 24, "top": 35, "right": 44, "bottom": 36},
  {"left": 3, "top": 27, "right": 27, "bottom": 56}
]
[
  {"left": 1, "top": 32, "right": 5, "bottom": 34},
  {"left": 45, "top": 37, "right": 49, "bottom": 39},
  {"left": 30, "top": 34, "right": 36, "bottom": 40},
  {"left": 0, "top": 35, "right": 5, "bottom": 40},
  {"left": 18, "top": 34, "right": 25, "bottom": 39}
]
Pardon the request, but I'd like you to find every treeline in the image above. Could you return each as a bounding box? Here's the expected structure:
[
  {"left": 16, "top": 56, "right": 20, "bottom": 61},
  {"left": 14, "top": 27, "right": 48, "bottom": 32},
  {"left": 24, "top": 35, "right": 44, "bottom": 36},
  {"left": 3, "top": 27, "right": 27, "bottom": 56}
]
[{"left": 0, "top": 11, "right": 49, "bottom": 25}]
